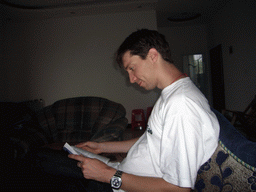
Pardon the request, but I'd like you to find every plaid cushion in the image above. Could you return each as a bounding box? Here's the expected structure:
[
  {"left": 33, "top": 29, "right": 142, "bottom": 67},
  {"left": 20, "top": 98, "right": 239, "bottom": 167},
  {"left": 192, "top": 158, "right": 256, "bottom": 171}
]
[{"left": 37, "top": 97, "right": 128, "bottom": 143}]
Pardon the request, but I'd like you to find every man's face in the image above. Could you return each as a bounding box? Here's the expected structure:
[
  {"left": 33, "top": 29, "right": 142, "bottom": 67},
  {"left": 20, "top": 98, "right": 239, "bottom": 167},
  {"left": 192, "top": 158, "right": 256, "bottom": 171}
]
[{"left": 122, "top": 51, "right": 157, "bottom": 90}]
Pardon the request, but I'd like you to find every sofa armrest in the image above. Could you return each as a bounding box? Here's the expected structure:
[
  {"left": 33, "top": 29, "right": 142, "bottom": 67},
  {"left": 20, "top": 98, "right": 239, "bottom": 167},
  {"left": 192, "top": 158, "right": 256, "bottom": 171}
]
[
  {"left": 89, "top": 98, "right": 128, "bottom": 142},
  {"left": 91, "top": 117, "right": 128, "bottom": 142}
]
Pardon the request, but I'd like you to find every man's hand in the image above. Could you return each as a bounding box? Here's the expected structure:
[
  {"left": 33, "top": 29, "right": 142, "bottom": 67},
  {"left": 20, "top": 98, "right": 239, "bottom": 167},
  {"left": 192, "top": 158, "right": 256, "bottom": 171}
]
[
  {"left": 68, "top": 154, "right": 116, "bottom": 183},
  {"left": 75, "top": 141, "right": 102, "bottom": 154}
]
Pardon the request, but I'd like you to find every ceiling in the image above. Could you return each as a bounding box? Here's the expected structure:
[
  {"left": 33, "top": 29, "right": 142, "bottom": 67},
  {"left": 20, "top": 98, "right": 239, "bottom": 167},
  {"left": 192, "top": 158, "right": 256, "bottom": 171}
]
[{"left": 0, "top": 0, "right": 230, "bottom": 27}]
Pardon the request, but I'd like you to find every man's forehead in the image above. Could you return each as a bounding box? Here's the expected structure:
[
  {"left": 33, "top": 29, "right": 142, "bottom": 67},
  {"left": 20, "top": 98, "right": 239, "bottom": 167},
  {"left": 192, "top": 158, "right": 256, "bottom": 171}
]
[
  {"left": 122, "top": 51, "right": 132, "bottom": 69},
  {"left": 123, "top": 50, "right": 132, "bottom": 59}
]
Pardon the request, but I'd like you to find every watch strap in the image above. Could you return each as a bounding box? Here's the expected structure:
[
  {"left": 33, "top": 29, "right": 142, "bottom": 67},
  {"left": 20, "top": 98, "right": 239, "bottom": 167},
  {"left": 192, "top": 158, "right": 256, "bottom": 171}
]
[{"left": 114, "top": 170, "right": 123, "bottom": 177}]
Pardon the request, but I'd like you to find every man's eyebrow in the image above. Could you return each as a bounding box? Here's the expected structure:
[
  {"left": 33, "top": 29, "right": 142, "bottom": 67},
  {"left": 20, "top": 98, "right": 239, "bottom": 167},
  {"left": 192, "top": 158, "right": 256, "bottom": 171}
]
[{"left": 124, "top": 64, "right": 129, "bottom": 71}]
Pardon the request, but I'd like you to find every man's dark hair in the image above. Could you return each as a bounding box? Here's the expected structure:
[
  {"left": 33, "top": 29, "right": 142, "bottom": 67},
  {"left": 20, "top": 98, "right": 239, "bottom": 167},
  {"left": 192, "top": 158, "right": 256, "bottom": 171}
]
[{"left": 116, "top": 29, "right": 173, "bottom": 68}]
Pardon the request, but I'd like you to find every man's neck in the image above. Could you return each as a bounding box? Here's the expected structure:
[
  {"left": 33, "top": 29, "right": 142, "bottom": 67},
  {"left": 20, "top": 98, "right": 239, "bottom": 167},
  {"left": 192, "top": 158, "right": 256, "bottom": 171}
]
[{"left": 156, "top": 62, "right": 184, "bottom": 89}]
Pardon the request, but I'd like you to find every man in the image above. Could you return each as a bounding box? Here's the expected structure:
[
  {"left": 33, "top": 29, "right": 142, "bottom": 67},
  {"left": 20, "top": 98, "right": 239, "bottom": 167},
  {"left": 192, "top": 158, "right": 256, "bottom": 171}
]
[{"left": 69, "top": 29, "right": 220, "bottom": 191}]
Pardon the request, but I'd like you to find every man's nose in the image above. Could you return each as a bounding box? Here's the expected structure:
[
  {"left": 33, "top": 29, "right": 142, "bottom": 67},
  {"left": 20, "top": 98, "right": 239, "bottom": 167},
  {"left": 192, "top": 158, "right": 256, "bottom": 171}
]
[{"left": 129, "top": 73, "right": 137, "bottom": 83}]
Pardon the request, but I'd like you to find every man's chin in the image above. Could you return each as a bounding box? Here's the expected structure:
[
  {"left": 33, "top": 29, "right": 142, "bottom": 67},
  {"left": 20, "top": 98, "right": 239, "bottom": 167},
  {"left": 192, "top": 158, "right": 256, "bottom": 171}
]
[
  {"left": 138, "top": 82, "right": 154, "bottom": 90},
  {"left": 143, "top": 86, "right": 154, "bottom": 91}
]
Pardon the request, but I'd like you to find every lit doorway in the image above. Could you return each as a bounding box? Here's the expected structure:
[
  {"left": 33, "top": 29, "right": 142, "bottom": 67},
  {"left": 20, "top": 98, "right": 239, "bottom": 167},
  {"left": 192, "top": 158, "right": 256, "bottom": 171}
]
[{"left": 183, "top": 54, "right": 207, "bottom": 97}]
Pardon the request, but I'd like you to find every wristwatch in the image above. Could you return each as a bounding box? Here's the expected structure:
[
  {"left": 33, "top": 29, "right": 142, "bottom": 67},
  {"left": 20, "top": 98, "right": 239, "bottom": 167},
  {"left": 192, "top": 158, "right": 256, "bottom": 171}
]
[{"left": 110, "top": 170, "right": 123, "bottom": 189}]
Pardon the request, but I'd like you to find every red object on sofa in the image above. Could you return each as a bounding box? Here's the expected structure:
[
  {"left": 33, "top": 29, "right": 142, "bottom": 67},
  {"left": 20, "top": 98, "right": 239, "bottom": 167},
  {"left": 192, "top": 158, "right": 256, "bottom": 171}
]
[
  {"left": 146, "top": 107, "right": 153, "bottom": 124},
  {"left": 131, "top": 109, "right": 145, "bottom": 131}
]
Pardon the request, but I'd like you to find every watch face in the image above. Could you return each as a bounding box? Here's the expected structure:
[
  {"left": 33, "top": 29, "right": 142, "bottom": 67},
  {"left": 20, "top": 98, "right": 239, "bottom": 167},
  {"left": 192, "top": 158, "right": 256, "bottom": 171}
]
[{"left": 111, "top": 176, "right": 122, "bottom": 189}]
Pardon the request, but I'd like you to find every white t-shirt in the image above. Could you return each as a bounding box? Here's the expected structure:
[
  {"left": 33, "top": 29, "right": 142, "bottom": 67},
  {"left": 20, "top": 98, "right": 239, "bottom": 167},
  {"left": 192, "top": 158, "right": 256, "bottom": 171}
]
[{"left": 116, "top": 77, "right": 220, "bottom": 191}]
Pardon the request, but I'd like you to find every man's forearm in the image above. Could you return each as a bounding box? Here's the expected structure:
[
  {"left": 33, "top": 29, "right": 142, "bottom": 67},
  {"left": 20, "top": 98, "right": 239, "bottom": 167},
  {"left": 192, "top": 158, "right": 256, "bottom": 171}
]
[
  {"left": 100, "top": 137, "right": 139, "bottom": 153},
  {"left": 70, "top": 151, "right": 191, "bottom": 192},
  {"left": 101, "top": 167, "right": 191, "bottom": 192},
  {"left": 120, "top": 173, "right": 191, "bottom": 192}
]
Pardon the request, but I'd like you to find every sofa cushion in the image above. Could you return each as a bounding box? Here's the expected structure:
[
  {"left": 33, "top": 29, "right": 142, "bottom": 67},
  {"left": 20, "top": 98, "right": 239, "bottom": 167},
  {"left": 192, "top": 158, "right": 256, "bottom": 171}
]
[
  {"left": 213, "top": 108, "right": 256, "bottom": 168},
  {"left": 37, "top": 97, "right": 128, "bottom": 143},
  {"left": 90, "top": 98, "right": 128, "bottom": 142},
  {"left": 193, "top": 109, "right": 256, "bottom": 191},
  {"left": 52, "top": 97, "right": 100, "bottom": 142},
  {"left": 194, "top": 142, "right": 256, "bottom": 191}
]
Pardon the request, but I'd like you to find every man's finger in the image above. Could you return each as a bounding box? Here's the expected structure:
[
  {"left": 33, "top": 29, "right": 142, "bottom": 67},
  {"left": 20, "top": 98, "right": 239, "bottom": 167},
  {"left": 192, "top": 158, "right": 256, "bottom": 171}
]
[
  {"left": 68, "top": 154, "right": 85, "bottom": 162},
  {"left": 77, "top": 161, "right": 82, "bottom": 167}
]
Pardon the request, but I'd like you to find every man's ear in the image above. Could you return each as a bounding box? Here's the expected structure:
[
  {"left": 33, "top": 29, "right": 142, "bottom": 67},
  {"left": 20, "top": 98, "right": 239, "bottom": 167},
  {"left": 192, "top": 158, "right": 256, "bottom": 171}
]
[{"left": 148, "top": 48, "right": 158, "bottom": 63}]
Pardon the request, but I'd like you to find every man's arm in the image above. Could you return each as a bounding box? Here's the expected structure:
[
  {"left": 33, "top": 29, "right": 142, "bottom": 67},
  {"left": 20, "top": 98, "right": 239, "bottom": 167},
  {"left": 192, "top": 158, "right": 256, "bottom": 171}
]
[
  {"left": 69, "top": 155, "right": 191, "bottom": 192},
  {"left": 76, "top": 137, "right": 139, "bottom": 154},
  {"left": 121, "top": 172, "right": 191, "bottom": 192}
]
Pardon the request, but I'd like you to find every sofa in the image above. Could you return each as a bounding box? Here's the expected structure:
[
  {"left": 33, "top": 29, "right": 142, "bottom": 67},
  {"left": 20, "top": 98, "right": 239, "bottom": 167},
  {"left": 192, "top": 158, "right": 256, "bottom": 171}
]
[
  {"left": 2, "top": 97, "right": 127, "bottom": 159},
  {"left": 2, "top": 99, "right": 255, "bottom": 192},
  {"left": 193, "top": 108, "right": 256, "bottom": 192},
  {"left": 1, "top": 97, "right": 128, "bottom": 191}
]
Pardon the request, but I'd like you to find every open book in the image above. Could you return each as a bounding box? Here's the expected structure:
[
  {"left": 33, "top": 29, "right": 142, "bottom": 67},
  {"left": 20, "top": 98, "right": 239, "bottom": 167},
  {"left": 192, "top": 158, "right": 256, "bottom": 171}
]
[{"left": 63, "top": 142, "right": 111, "bottom": 164}]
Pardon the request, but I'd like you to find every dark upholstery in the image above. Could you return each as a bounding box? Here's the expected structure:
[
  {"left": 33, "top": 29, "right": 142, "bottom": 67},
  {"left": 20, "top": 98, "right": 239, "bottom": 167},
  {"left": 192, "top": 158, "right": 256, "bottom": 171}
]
[
  {"left": 2, "top": 97, "right": 128, "bottom": 192},
  {"left": 37, "top": 97, "right": 128, "bottom": 144},
  {"left": 2, "top": 97, "right": 128, "bottom": 160},
  {"left": 1, "top": 100, "right": 46, "bottom": 159},
  {"left": 193, "top": 109, "right": 256, "bottom": 191}
]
